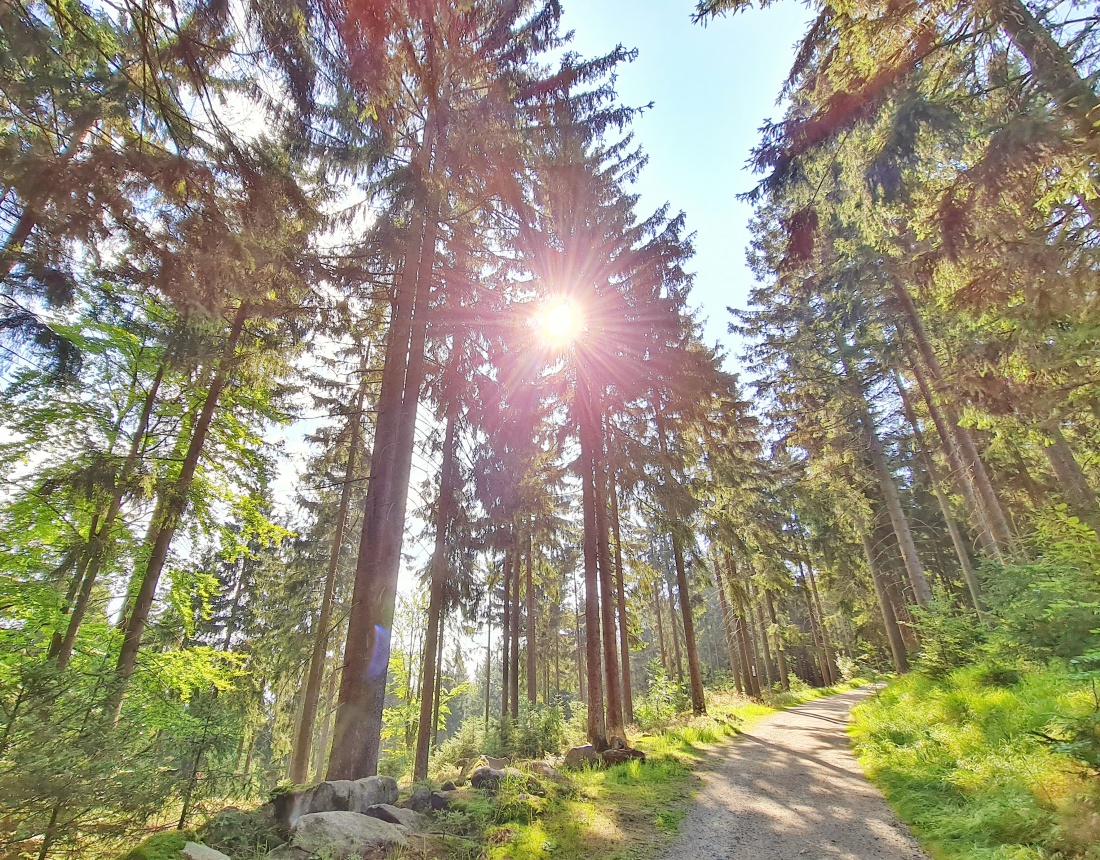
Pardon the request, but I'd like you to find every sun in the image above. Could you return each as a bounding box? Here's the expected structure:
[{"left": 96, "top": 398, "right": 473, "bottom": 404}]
[{"left": 535, "top": 297, "right": 583, "bottom": 348}]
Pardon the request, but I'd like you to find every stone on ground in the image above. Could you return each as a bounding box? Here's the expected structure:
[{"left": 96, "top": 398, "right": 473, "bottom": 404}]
[
  {"left": 268, "top": 810, "right": 407, "bottom": 860},
  {"left": 182, "top": 843, "right": 231, "bottom": 860}
]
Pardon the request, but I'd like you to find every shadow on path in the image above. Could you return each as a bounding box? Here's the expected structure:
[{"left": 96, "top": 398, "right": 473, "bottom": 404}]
[{"left": 658, "top": 688, "right": 929, "bottom": 860}]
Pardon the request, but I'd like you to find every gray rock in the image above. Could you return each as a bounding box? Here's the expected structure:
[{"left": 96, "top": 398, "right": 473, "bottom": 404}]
[
  {"left": 364, "top": 803, "right": 424, "bottom": 830},
  {"left": 182, "top": 843, "right": 231, "bottom": 860},
  {"left": 481, "top": 754, "right": 510, "bottom": 769},
  {"left": 469, "top": 766, "right": 505, "bottom": 789},
  {"left": 526, "top": 760, "right": 559, "bottom": 779},
  {"left": 564, "top": 744, "right": 599, "bottom": 769},
  {"left": 440, "top": 779, "right": 457, "bottom": 791},
  {"left": 429, "top": 791, "right": 450, "bottom": 811},
  {"left": 401, "top": 786, "right": 433, "bottom": 812},
  {"left": 277, "top": 775, "right": 399, "bottom": 826},
  {"left": 283, "top": 811, "right": 407, "bottom": 859}
]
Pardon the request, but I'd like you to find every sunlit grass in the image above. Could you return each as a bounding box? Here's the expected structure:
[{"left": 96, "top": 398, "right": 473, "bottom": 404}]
[{"left": 850, "top": 666, "right": 1100, "bottom": 860}]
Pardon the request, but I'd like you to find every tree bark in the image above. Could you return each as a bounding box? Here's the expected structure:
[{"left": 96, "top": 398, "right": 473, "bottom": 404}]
[
  {"left": 858, "top": 526, "right": 909, "bottom": 673},
  {"left": 844, "top": 366, "right": 933, "bottom": 608},
  {"left": 665, "top": 572, "right": 684, "bottom": 683},
  {"left": 653, "top": 580, "right": 669, "bottom": 675},
  {"left": 290, "top": 364, "right": 368, "bottom": 784},
  {"left": 509, "top": 543, "right": 520, "bottom": 721},
  {"left": 893, "top": 286, "right": 1017, "bottom": 559},
  {"left": 501, "top": 549, "right": 512, "bottom": 726},
  {"left": 578, "top": 369, "right": 606, "bottom": 748},
  {"left": 714, "top": 560, "right": 743, "bottom": 694},
  {"left": 329, "top": 160, "right": 443, "bottom": 777},
  {"left": 413, "top": 406, "right": 458, "bottom": 781},
  {"left": 670, "top": 531, "right": 705, "bottom": 714},
  {"left": 595, "top": 444, "right": 625, "bottom": 741},
  {"left": 990, "top": 0, "right": 1100, "bottom": 147},
  {"left": 764, "top": 590, "right": 789, "bottom": 691},
  {"left": 526, "top": 523, "right": 537, "bottom": 705},
  {"left": 610, "top": 478, "right": 634, "bottom": 724}
]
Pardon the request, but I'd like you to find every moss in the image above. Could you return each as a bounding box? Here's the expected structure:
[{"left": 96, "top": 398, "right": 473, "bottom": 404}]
[{"left": 118, "top": 830, "right": 193, "bottom": 860}]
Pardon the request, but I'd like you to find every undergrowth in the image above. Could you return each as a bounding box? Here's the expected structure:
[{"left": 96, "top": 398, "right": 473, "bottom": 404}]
[{"left": 850, "top": 665, "right": 1100, "bottom": 860}]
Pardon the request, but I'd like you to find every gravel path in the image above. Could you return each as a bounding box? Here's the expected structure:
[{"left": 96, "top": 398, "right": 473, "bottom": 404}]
[{"left": 659, "top": 687, "right": 928, "bottom": 860}]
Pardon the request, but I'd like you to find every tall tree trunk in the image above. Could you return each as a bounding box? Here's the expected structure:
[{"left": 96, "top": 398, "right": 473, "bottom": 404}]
[
  {"left": 432, "top": 615, "right": 445, "bottom": 750},
  {"left": 751, "top": 587, "right": 776, "bottom": 689},
  {"left": 526, "top": 524, "right": 537, "bottom": 705},
  {"left": 714, "top": 561, "right": 743, "bottom": 694},
  {"left": 844, "top": 367, "right": 933, "bottom": 607},
  {"left": 483, "top": 608, "right": 492, "bottom": 733},
  {"left": 577, "top": 370, "right": 606, "bottom": 748},
  {"left": 894, "top": 372, "right": 985, "bottom": 612},
  {"left": 328, "top": 118, "right": 443, "bottom": 776},
  {"left": 858, "top": 526, "right": 909, "bottom": 673},
  {"left": 670, "top": 532, "right": 705, "bottom": 713},
  {"left": 290, "top": 366, "right": 368, "bottom": 784},
  {"left": 725, "top": 553, "right": 760, "bottom": 699},
  {"left": 989, "top": 0, "right": 1100, "bottom": 151},
  {"left": 804, "top": 561, "right": 838, "bottom": 684},
  {"left": 665, "top": 573, "right": 684, "bottom": 683},
  {"left": 764, "top": 591, "right": 789, "bottom": 691},
  {"left": 413, "top": 407, "right": 458, "bottom": 781},
  {"left": 893, "top": 286, "right": 1017, "bottom": 558},
  {"left": 653, "top": 581, "right": 669, "bottom": 675},
  {"left": 501, "top": 550, "right": 512, "bottom": 726},
  {"left": 595, "top": 446, "right": 625, "bottom": 741},
  {"left": 53, "top": 361, "right": 167, "bottom": 670},
  {"left": 610, "top": 478, "right": 634, "bottom": 724},
  {"left": 1042, "top": 424, "right": 1100, "bottom": 532},
  {"left": 509, "top": 545, "right": 521, "bottom": 721},
  {"left": 110, "top": 305, "right": 248, "bottom": 720},
  {"left": 312, "top": 664, "right": 340, "bottom": 782}
]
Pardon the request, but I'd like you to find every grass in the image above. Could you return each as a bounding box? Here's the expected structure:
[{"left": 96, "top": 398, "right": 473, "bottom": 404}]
[
  {"left": 462, "top": 678, "right": 871, "bottom": 860},
  {"left": 850, "top": 665, "right": 1100, "bottom": 860}
]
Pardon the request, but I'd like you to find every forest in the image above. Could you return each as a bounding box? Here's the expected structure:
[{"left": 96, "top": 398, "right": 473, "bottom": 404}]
[{"left": 1, "top": 1, "right": 1099, "bottom": 859}]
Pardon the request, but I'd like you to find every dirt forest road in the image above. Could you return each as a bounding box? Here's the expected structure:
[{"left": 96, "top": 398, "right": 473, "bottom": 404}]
[{"left": 660, "top": 687, "right": 929, "bottom": 860}]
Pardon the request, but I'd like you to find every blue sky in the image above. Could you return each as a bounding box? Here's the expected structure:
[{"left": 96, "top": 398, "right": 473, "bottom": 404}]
[{"left": 559, "top": 0, "right": 813, "bottom": 368}]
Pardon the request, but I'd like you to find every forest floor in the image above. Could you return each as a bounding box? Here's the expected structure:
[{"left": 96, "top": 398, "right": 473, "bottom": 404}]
[{"left": 657, "top": 687, "right": 929, "bottom": 860}]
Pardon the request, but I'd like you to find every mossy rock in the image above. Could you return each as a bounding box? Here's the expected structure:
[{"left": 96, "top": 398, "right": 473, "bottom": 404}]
[{"left": 118, "top": 830, "right": 194, "bottom": 860}]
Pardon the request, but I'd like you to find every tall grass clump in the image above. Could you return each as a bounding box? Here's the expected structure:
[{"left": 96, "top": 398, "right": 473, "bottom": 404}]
[{"left": 851, "top": 664, "right": 1100, "bottom": 860}]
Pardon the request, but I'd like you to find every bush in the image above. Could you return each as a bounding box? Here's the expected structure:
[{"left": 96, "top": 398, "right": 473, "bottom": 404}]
[
  {"left": 512, "top": 702, "right": 565, "bottom": 759},
  {"left": 911, "top": 590, "right": 985, "bottom": 677},
  {"left": 634, "top": 666, "right": 689, "bottom": 731}
]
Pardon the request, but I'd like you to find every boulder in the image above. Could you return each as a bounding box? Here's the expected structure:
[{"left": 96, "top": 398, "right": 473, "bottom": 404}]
[
  {"left": 526, "top": 760, "right": 560, "bottom": 779},
  {"left": 479, "top": 754, "right": 510, "bottom": 769},
  {"left": 600, "top": 747, "right": 646, "bottom": 767},
  {"left": 564, "top": 745, "right": 600, "bottom": 769},
  {"left": 400, "top": 787, "right": 433, "bottom": 812},
  {"left": 430, "top": 791, "right": 450, "bottom": 811},
  {"left": 440, "top": 779, "right": 457, "bottom": 792},
  {"left": 364, "top": 803, "right": 424, "bottom": 830},
  {"left": 469, "top": 766, "right": 506, "bottom": 790},
  {"left": 275, "top": 811, "right": 407, "bottom": 860},
  {"left": 274, "top": 776, "right": 399, "bottom": 827},
  {"left": 182, "top": 843, "right": 231, "bottom": 860}
]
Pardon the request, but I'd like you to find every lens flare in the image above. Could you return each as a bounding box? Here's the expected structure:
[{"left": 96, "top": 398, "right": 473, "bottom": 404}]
[{"left": 536, "top": 297, "right": 582, "bottom": 348}]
